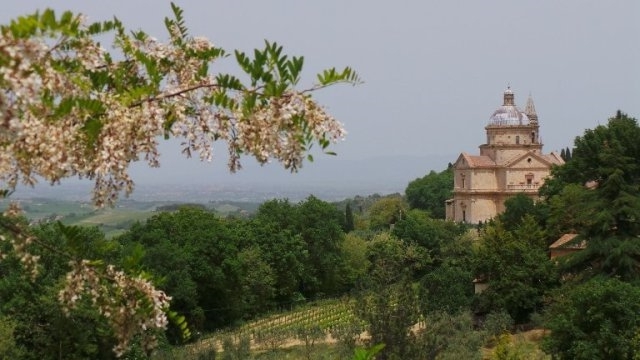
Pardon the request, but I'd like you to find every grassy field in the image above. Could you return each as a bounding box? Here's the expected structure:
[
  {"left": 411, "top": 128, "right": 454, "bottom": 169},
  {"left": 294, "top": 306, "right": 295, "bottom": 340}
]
[
  {"left": 16, "top": 198, "right": 93, "bottom": 220},
  {"left": 6, "top": 198, "right": 160, "bottom": 237},
  {"left": 3, "top": 198, "right": 261, "bottom": 238},
  {"left": 68, "top": 208, "right": 157, "bottom": 238}
]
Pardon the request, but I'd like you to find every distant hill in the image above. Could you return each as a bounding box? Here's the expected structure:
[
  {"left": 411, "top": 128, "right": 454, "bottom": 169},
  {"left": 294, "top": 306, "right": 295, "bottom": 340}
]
[{"left": 9, "top": 154, "right": 455, "bottom": 203}]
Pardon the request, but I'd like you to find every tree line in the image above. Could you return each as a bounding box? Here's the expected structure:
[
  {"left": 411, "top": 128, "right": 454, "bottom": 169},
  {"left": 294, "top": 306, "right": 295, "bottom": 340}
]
[{"left": 1, "top": 109, "right": 639, "bottom": 359}]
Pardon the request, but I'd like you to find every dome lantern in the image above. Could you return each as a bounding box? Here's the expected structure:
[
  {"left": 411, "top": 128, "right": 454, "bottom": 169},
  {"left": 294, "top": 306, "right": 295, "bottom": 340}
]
[
  {"left": 488, "top": 87, "right": 529, "bottom": 126},
  {"left": 503, "top": 86, "right": 515, "bottom": 106}
]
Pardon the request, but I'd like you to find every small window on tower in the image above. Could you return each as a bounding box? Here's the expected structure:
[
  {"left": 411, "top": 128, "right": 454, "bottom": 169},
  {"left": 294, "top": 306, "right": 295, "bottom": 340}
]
[{"left": 516, "top": 135, "right": 520, "bottom": 144}]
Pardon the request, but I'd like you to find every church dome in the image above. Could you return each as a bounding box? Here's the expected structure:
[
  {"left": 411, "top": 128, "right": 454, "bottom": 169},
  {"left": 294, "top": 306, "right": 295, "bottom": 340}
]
[{"left": 488, "top": 87, "right": 530, "bottom": 126}]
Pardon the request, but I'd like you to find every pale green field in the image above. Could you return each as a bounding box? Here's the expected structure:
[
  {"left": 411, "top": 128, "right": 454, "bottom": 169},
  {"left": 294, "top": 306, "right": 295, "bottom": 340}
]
[
  {"left": 3, "top": 198, "right": 260, "bottom": 238},
  {"left": 70, "top": 208, "right": 157, "bottom": 238}
]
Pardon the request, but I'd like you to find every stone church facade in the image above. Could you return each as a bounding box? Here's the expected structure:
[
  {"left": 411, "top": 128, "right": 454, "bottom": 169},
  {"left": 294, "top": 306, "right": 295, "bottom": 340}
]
[{"left": 445, "top": 88, "right": 564, "bottom": 223}]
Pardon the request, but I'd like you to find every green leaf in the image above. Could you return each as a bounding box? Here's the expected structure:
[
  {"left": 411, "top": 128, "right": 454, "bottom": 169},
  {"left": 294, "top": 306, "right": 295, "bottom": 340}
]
[
  {"left": 353, "top": 343, "right": 385, "bottom": 360},
  {"left": 41, "top": 9, "right": 55, "bottom": 30},
  {"left": 170, "top": 2, "right": 188, "bottom": 39},
  {"left": 83, "top": 117, "right": 104, "bottom": 146},
  {"left": 122, "top": 243, "right": 145, "bottom": 273},
  {"left": 215, "top": 74, "right": 244, "bottom": 91},
  {"left": 234, "top": 50, "right": 251, "bottom": 73},
  {"left": 167, "top": 310, "right": 192, "bottom": 343},
  {"left": 317, "top": 66, "right": 362, "bottom": 86},
  {"left": 287, "top": 56, "right": 304, "bottom": 84}
]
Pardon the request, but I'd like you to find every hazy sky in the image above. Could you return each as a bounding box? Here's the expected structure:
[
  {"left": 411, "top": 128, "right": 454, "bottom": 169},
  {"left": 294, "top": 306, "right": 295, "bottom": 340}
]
[{"left": 3, "top": 1, "right": 639, "bottom": 194}]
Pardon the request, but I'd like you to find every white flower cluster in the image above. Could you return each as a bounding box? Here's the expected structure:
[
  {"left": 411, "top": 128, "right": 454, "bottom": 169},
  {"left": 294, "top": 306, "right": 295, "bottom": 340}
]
[
  {"left": 59, "top": 260, "right": 171, "bottom": 357},
  {"left": 230, "top": 92, "right": 346, "bottom": 171},
  {"left": 0, "top": 203, "right": 39, "bottom": 279},
  {"left": 0, "top": 200, "right": 170, "bottom": 357}
]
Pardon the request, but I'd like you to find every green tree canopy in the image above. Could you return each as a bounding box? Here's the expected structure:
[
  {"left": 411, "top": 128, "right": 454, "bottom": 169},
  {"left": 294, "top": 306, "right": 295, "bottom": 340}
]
[
  {"left": 254, "top": 196, "right": 347, "bottom": 297},
  {"left": 499, "top": 194, "right": 540, "bottom": 231},
  {"left": 543, "top": 277, "right": 640, "bottom": 359},
  {"left": 474, "top": 217, "right": 558, "bottom": 323},
  {"left": 345, "top": 201, "right": 355, "bottom": 233},
  {"left": 542, "top": 111, "right": 640, "bottom": 281},
  {"left": 405, "top": 167, "right": 453, "bottom": 219},
  {"left": 542, "top": 111, "right": 640, "bottom": 197},
  {"left": 118, "top": 208, "right": 249, "bottom": 332},
  {"left": 419, "top": 232, "right": 476, "bottom": 315},
  {"left": 355, "top": 233, "right": 427, "bottom": 360},
  {"left": 246, "top": 215, "right": 308, "bottom": 306},
  {"left": 367, "top": 194, "right": 408, "bottom": 230},
  {"left": 296, "top": 195, "right": 347, "bottom": 296},
  {"left": 391, "top": 209, "right": 466, "bottom": 263}
]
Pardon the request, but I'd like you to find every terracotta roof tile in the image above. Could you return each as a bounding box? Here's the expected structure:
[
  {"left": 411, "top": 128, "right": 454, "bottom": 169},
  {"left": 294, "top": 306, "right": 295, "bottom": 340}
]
[
  {"left": 466, "top": 155, "right": 496, "bottom": 168},
  {"left": 542, "top": 152, "right": 565, "bottom": 165},
  {"left": 549, "top": 233, "right": 586, "bottom": 249}
]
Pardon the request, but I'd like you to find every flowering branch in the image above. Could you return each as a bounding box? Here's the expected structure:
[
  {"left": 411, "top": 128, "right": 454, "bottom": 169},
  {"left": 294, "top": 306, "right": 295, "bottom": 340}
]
[
  {"left": 0, "top": 203, "right": 172, "bottom": 356},
  {"left": 0, "top": 3, "right": 359, "bottom": 357},
  {"left": 0, "top": 5, "right": 360, "bottom": 207}
]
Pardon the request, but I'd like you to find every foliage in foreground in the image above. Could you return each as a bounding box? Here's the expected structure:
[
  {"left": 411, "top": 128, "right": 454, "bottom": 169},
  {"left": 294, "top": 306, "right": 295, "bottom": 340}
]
[
  {"left": 0, "top": 1, "right": 359, "bottom": 356},
  {"left": 543, "top": 277, "right": 640, "bottom": 360}
]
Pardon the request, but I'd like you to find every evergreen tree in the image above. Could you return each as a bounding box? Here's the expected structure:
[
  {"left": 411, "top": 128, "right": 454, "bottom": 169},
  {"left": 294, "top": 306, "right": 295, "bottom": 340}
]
[
  {"left": 355, "top": 234, "right": 424, "bottom": 360},
  {"left": 543, "top": 277, "right": 640, "bottom": 359},
  {"left": 345, "top": 202, "right": 355, "bottom": 232},
  {"left": 543, "top": 111, "right": 640, "bottom": 281},
  {"left": 474, "top": 217, "right": 558, "bottom": 323}
]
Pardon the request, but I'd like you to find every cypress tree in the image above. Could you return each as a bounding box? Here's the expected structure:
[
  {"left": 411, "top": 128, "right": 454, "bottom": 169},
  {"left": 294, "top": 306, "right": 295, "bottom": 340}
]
[{"left": 345, "top": 202, "right": 355, "bottom": 232}]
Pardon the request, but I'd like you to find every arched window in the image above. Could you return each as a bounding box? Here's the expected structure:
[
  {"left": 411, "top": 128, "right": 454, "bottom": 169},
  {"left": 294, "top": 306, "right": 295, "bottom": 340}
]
[
  {"left": 461, "top": 202, "right": 467, "bottom": 223},
  {"left": 516, "top": 135, "right": 520, "bottom": 145}
]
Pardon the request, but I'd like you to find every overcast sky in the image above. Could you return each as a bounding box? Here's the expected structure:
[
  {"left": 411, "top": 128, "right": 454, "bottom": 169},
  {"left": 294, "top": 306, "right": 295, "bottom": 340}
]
[{"left": 3, "top": 1, "right": 639, "bottom": 194}]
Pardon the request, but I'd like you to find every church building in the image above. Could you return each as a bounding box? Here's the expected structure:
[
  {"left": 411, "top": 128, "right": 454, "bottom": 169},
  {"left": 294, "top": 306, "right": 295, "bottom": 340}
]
[{"left": 445, "top": 87, "right": 564, "bottom": 223}]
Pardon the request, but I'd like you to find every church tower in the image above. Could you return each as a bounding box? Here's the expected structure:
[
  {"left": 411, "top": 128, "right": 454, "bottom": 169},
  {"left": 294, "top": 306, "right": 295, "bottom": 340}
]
[{"left": 445, "top": 88, "right": 564, "bottom": 223}]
